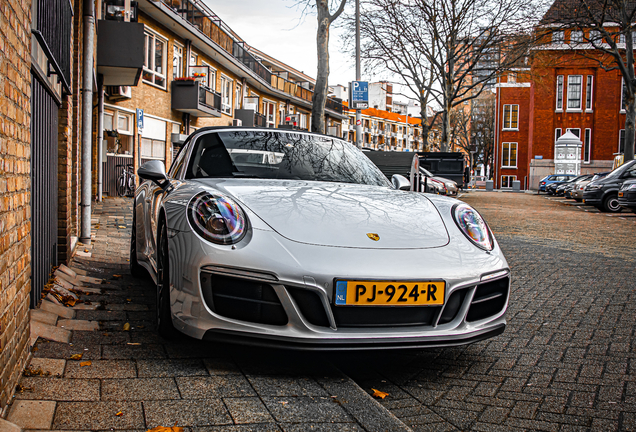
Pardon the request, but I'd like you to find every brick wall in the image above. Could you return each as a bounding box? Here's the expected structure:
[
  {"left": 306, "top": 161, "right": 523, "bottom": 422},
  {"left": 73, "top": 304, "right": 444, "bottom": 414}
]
[{"left": 0, "top": 0, "right": 33, "bottom": 411}]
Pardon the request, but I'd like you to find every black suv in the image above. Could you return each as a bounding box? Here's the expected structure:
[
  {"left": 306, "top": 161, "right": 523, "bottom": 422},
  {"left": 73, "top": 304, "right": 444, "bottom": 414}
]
[
  {"left": 618, "top": 179, "right": 636, "bottom": 212},
  {"left": 583, "top": 160, "right": 636, "bottom": 212}
]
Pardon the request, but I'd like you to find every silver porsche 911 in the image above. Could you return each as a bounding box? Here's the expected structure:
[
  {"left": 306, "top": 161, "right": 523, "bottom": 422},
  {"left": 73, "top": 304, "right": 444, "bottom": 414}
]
[{"left": 131, "top": 127, "right": 510, "bottom": 349}]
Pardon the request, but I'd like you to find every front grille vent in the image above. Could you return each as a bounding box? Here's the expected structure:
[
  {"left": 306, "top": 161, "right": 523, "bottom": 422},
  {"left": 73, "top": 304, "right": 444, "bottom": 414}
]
[
  {"left": 466, "top": 276, "right": 509, "bottom": 322},
  {"left": 201, "top": 273, "right": 288, "bottom": 326}
]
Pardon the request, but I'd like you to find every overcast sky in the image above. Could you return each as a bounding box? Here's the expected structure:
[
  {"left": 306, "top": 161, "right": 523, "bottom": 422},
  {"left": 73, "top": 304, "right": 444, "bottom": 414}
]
[{"left": 202, "top": 0, "right": 357, "bottom": 88}]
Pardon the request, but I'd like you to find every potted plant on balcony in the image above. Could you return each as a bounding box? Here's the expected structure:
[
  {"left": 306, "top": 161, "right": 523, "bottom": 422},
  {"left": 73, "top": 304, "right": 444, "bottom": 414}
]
[{"left": 173, "top": 76, "right": 196, "bottom": 86}]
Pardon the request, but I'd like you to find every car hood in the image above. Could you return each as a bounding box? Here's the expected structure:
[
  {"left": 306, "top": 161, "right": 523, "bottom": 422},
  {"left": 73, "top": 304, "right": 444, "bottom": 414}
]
[{"left": 194, "top": 179, "right": 450, "bottom": 249}]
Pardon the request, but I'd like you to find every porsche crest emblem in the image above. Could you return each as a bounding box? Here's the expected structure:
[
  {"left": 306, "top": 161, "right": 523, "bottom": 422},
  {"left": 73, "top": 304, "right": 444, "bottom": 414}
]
[{"left": 367, "top": 233, "right": 380, "bottom": 241}]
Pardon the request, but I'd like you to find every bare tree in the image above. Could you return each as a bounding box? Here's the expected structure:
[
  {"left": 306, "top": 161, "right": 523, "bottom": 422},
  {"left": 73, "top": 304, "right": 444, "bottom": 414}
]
[
  {"left": 540, "top": 0, "right": 636, "bottom": 161},
  {"left": 347, "top": 0, "right": 542, "bottom": 152},
  {"left": 294, "top": 0, "right": 347, "bottom": 134}
]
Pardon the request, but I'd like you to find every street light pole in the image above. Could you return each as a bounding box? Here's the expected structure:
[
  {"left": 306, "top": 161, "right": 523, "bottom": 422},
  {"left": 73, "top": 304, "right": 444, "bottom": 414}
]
[{"left": 355, "top": 0, "right": 362, "bottom": 149}]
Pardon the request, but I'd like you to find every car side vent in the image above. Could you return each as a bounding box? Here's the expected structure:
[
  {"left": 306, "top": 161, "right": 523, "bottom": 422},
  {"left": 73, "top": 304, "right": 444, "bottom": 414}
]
[
  {"left": 466, "top": 276, "right": 509, "bottom": 323},
  {"left": 201, "top": 273, "right": 288, "bottom": 326},
  {"left": 286, "top": 287, "right": 330, "bottom": 327}
]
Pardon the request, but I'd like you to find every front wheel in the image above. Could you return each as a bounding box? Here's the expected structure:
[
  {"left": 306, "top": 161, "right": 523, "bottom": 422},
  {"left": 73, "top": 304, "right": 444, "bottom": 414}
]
[
  {"left": 602, "top": 194, "right": 622, "bottom": 213},
  {"left": 117, "top": 176, "right": 127, "bottom": 197},
  {"left": 156, "top": 222, "right": 179, "bottom": 339}
]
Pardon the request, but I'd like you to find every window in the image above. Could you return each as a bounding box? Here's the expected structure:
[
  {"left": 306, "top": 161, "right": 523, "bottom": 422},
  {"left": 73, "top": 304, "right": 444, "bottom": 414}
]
[
  {"left": 619, "top": 33, "right": 626, "bottom": 44},
  {"left": 589, "top": 29, "right": 601, "bottom": 43},
  {"left": 556, "top": 75, "right": 564, "bottom": 110},
  {"left": 571, "top": 30, "right": 583, "bottom": 43},
  {"left": 552, "top": 30, "right": 564, "bottom": 43},
  {"left": 143, "top": 30, "right": 167, "bottom": 88},
  {"left": 173, "top": 43, "right": 183, "bottom": 79},
  {"left": 621, "top": 78, "right": 627, "bottom": 111},
  {"left": 503, "top": 105, "right": 519, "bottom": 130},
  {"left": 263, "top": 100, "right": 276, "bottom": 127},
  {"left": 190, "top": 52, "right": 198, "bottom": 66},
  {"left": 585, "top": 75, "right": 593, "bottom": 110},
  {"left": 620, "top": 129, "right": 625, "bottom": 153},
  {"left": 501, "top": 175, "right": 516, "bottom": 188},
  {"left": 220, "top": 75, "right": 233, "bottom": 115},
  {"left": 104, "top": 109, "right": 133, "bottom": 155},
  {"left": 584, "top": 128, "right": 591, "bottom": 163},
  {"left": 201, "top": 62, "right": 216, "bottom": 90},
  {"left": 567, "top": 75, "right": 582, "bottom": 110},
  {"left": 567, "top": 128, "right": 580, "bottom": 138},
  {"left": 555, "top": 128, "right": 562, "bottom": 143},
  {"left": 235, "top": 83, "right": 242, "bottom": 110},
  {"left": 141, "top": 138, "right": 166, "bottom": 160},
  {"left": 117, "top": 113, "right": 133, "bottom": 134},
  {"left": 502, "top": 142, "right": 518, "bottom": 168},
  {"left": 508, "top": 72, "right": 517, "bottom": 83}
]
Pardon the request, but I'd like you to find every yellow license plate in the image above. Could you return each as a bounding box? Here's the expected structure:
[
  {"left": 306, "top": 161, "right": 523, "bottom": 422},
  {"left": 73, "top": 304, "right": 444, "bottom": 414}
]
[
  {"left": 618, "top": 192, "right": 624, "bottom": 197},
  {"left": 334, "top": 280, "right": 445, "bottom": 306}
]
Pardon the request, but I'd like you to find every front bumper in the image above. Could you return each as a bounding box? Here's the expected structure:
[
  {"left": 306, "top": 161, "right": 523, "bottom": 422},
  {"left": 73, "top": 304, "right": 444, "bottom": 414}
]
[
  {"left": 166, "top": 226, "right": 510, "bottom": 349},
  {"left": 583, "top": 189, "right": 603, "bottom": 205},
  {"left": 618, "top": 190, "right": 636, "bottom": 209}
]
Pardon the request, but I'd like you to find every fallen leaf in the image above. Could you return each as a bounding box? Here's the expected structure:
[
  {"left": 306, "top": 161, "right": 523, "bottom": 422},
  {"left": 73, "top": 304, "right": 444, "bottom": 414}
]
[
  {"left": 84, "top": 249, "right": 89, "bottom": 253},
  {"left": 371, "top": 388, "right": 389, "bottom": 399},
  {"left": 126, "top": 299, "right": 132, "bottom": 301},
  {"left": 123, "top": 323, "right": 130, "bottom": 331},
  {"left": 115, "top": 411, "right": 123, "bottom": 416},
  {"left": 80, "top": 361, "right": 92, "bottom": 367},
  {"left": 127, "top": 342, "right": 141, "bottom": 346},
  {"left": 146, "top": 427, "right": 184, "bottom": 432},
  {"left": 113, "top": 274, "right": 122, "bottom": 279},
  {"left": 118, "top": 225, "right": 126, "bottom": 228},
  {"left": 70, "top": 353, "right": 83, "bottom": 360}
]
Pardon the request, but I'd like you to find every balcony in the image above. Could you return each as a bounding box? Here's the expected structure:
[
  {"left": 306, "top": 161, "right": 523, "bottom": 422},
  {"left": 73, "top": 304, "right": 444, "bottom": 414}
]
[
  {"left": 96, "top": 20, "right": 145, "bottom": 86},
  {"left": 171, "top": 80, "right": 221, "bottom": 117},
  {"left": 235, "top": 109, "right": 266, "bottom": 127}
]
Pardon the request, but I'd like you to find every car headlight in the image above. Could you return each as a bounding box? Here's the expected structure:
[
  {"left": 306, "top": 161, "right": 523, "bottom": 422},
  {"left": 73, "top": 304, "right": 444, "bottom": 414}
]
[
  {"left": 627, "top": 184, "right": 636, "bottom": 190},
  {"left": 452, "top": 203, "right": 494, "bottom": 251},
  {"left": 187, "top": 192, "right": 248, "bottom": 245},
  {"left": 585, "top": 184, "right": 601, "bottom": 191}
]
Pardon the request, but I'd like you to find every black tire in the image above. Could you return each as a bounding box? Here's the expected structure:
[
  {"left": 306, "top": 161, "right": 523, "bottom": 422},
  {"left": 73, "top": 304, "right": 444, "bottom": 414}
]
[
  {"left": 130, "top": 214, "right": 144, "bottom": 278},
  {"left": 157, "top": 222, "right": 179, "bottom": 339},
  {"left": 602, "top": 194, "right": 622, "bottom": 213},
  {"left": 117, "top": 176, "right": 127, "bottom": 197}
]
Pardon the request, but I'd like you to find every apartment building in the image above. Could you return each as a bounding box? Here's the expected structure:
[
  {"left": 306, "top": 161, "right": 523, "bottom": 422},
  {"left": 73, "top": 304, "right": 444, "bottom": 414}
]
[
  {"left": 99, "top": 0, "right": 346, "bottom": 195},
  {"left": 493, "top": 0, "right": 629, "bottom": 189}
]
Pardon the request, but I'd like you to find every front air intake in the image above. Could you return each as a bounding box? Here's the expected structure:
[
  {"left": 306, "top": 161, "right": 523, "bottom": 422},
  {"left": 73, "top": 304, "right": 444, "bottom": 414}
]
[{"left": 466, "top": 276, "right": 509, "bottom": 322}]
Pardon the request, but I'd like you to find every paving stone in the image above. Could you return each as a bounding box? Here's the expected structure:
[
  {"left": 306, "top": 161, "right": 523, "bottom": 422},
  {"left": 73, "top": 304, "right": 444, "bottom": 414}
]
[
  {"left": 102, "top": 343, "right": 166, "bottom": 359},
  {"left": 262, "top": 396, "right": 353, "bottom": 423},
  {"left": 143, "top": 399, "right": 232, "bottom": 427},
  {"left": 40, "top": 300, "right": 76, "bottom": 319},
  {"left": 137, "top": 359, "right": 208, "bottom": 377},
  {"left": 57, "top": 319, "right": 100, "bottom": 331},
  {"left": 32, "top": 341, "right": 101, "bottom": 360},
  {"left": 31, "top": 309, "right": 59, "bottom": 326},
  {"left": 102, "top": 378, "right": 180, "bottom": 400},
  {"left": 14, "top": 377, "right": 100, "bottom": 401},
  {"left": 7, "top": 400, "right": 56, "bottom": 429},
  {"left": 176, "top": 376, "right": 256, "bottom": 398},
  {"left": 27, "top": 358, "right": 66, "bottom": 376},
  {"left": 53, "top": 402, "right": 145, "bottom": 430},
  {"left": 193, "top": 425, "right": 281, "bottom": 432},
  {"left": 204, "top": 358, "right": 242, "bottom": 376},
  {"left": 246, "top": 376, "right": 328, "bottom": 397},
  {"left": 75, "top": 310, "right": 127, "bottom": 321},
  {"left": 30, "top": 321, "right": 71, "bottom": 344},
  {"left": 280, "top": 424, "right": 364, "bottom": 432},
  {"left": 224, "top": 397, "right": 273, "bottom": 424},
  {"left": 64, "top": 360, "right": 136, "bottom": 379}
]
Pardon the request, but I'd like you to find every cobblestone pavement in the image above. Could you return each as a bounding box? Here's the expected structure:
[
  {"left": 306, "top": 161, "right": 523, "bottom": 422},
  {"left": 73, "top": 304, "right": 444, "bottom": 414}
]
[
  {"left": 335, "top": 191, "right": 636, "bottom": 431},
  {"left": 13, "top": 198, "right": 407, "bottom": 432}
]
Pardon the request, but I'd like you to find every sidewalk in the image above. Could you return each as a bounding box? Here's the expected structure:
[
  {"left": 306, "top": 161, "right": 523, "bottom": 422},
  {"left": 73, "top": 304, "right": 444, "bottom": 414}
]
[{"left": 8, "top": 198, "right": 409, "bottom": 432}]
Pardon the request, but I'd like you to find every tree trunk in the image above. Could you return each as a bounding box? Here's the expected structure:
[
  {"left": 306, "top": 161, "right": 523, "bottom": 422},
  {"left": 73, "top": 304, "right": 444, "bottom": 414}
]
[
  {"left": 626, "top": 96, "right": 636, "bottom": 161},
  {"left": 311, "top": 2, "right": 330, "bottom": 134}
]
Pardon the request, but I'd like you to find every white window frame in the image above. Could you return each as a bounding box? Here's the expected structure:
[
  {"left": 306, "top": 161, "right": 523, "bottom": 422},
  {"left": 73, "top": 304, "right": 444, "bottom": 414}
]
[
  {"left": 201, "top": 61, "right": 216, "bottom": 90},
  {"left": 173, "top": 42, "right": 183, "bottom": 79},
  {"left": 263, "top": 99, "right": 276, "bottom": 127},
  {"left": 220, "top": 75, "right": 233, "bottom": 115},
  {"left": 556, "top": 75, "right": 564, "bottom": 111},
  {"left": 584, "top": 128, "right": 592, "bottom": 163},
  {"left": 501, "top": 175, "right": 517, "bottom": 189},
  {"left": 502, "top": 104, "right": 519, "bottom": 130},
  {"left": 140, "top": 137, "right": 166, "bottom": 160},
  {"left": 501, "top": 142, "right": 518, "bottom": 168},
  {"left": 552, "top": 30, "right": 564, "bottom": 44},
  {"left": 143, "top": 29, "right": 168, "bottom": 89},
  {"left": 585, "top": 75, "right": 593, "bottom": 111},
  {"left": 190, "top": 52, "right": 198, "bottom": 66},
  {"left": 566, "top": 75, "right": 583, "bottom": 111},
  {"left": 117, "top": 112, "right": 134, "bottom": 135}
]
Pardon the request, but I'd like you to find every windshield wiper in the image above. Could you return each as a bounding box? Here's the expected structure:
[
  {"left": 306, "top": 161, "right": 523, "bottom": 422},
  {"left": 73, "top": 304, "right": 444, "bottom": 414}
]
[{"left": 231, "top": 172, "right": 260, "bottom": 178}]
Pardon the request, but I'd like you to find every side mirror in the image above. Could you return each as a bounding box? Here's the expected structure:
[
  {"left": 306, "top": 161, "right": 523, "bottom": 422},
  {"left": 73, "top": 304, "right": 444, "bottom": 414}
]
[
  {"left": 391, "top": 174, "right": 411, "bottom": 191},
  {"left": 138, "top": 160, "right": 168, "bottom": 186}
]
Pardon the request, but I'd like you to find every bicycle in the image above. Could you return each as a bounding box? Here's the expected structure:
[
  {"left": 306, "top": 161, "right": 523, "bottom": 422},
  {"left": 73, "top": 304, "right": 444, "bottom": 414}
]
[{"left": 116, "top": 164, "right": 136, "bottom": 197}]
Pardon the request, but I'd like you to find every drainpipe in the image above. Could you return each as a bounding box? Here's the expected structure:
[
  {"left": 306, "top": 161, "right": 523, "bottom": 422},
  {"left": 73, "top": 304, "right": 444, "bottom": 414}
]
[
  {"left": 97, "top": 77, "right": 104, "bottom": 202},
  {"left": 184, "top": 39, "right": 192, "bottom": 134},
  {"left": 80, "top": 0, "right": 95, "bottom": 244}
]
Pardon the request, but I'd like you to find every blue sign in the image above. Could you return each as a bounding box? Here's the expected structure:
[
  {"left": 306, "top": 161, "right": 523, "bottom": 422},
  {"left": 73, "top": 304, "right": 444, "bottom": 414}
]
[
  {"left": 351, "top": 81, "right": 369, "bottom": 109},
  {"left": 136, "top": 108, "right": 144, "bottom": 131},
  {"left": 335, "top": 281, "right": 347, "bottom": 305}
]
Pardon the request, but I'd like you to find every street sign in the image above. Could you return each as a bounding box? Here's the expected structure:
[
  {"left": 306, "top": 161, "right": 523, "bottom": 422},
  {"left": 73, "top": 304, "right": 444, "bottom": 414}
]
[
  {"left": 136, "top": 108, "right": 144, "bottom": 132},
  {"left": 350, "top": 81, "right": 369, "bottom": 110}
]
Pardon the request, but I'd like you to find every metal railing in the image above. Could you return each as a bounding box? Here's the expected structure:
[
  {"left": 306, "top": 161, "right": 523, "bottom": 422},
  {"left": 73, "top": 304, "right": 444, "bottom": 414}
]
[
  {"left": 33, "top": 0, "right": 73, "bottom": 93},
  {"left": 198, "top": 84, "right": 222, "bottom": 110}
]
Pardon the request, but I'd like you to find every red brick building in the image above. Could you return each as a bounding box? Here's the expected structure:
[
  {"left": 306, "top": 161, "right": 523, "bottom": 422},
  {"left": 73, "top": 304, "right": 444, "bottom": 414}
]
[{"left": 494, "top": 1, "right": 629, "bottom": 189}]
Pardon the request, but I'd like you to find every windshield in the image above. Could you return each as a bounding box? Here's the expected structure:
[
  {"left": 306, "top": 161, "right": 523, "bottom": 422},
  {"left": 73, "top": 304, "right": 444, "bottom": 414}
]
[
  {"left": 606, "top": 160, "right": 636, "bottom": 179},
  {"left": 419, "top": 167, "right": 434, "bottom": 177},
  {"left": 186, "top": 130, "right": 391, "bottom": 187}
]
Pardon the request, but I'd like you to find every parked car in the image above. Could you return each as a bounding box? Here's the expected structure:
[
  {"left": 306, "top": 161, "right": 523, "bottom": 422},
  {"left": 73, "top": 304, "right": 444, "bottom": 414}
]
[
  {"left": 571, "top": 172, "right": 609, "bottom": 202},
  {"left": 538, "top": 174, "right": 576, "bottom": 193},
  {"left": 583, "top": 160, "right": 636, "bottom": 212},
  {"left": 618, "top": 179, "right": 636, "bottom": 212},
  {"left": 132, "top": 127, "right": 511, "bottom": 348},
  {"left": 557, "top": 174, "right": 593, "bottom": 197},
  {"left": 420, "top": 167, "right": 458, "bottom": 196}
]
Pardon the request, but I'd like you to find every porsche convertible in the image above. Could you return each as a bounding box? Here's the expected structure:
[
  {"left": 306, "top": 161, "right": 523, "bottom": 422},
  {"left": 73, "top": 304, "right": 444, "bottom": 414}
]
[{"left": 131, "top": 127, "right": 510, "bottom": 349}]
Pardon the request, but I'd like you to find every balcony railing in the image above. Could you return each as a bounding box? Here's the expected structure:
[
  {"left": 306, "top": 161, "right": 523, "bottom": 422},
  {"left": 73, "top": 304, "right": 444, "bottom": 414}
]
[{"left": 172, "top": 80, "right": 221, "bottom": 117}]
